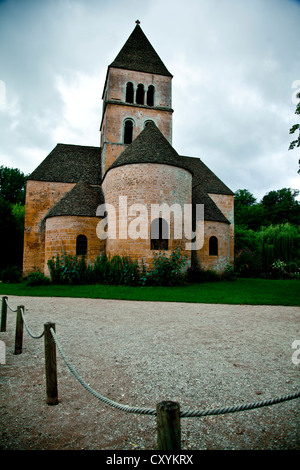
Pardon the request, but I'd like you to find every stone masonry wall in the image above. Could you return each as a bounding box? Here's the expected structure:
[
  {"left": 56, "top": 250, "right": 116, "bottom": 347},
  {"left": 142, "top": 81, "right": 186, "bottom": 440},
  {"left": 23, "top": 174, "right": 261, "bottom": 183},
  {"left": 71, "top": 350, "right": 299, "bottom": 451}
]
[
  {"left": 196, "top": 220, "right": 231, "bottom": 272},
  {"left": 208, "top": 193, "right": 234, "bottom": 266},
  {"left": 102, "top": 163, "right": 192, "bottom": 268},
  {"left": 23, "top": 180, "right": 75, "bottom": 275},
  {"left": 100, "top": 68, "right": 173, "bottom": 174},
  {"left": 44, "top": 216, "right": 105, "bottom": 277}
]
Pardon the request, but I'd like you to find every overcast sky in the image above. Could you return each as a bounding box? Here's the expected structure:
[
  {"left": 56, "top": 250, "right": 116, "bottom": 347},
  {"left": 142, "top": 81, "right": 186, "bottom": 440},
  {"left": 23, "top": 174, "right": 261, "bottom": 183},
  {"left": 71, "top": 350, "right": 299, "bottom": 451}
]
[{"left": 0, "top": 0, "right": 299, "bottom": 202}]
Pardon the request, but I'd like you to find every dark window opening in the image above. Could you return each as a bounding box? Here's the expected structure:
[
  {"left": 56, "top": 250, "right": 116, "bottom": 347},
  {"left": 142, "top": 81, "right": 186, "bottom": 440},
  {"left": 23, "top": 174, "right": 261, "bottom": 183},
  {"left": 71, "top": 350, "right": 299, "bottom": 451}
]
[
  {"left": 147, "top": 85, "right": 155, "bottom": 106},
  {"left": 76, "top": 235, "right": 87, "bottom": 256},
  {"left": 209, "top": 236, "right": 218, "bottom": 256},
  {"left": 125, "top": 82, "right": 134, "bottom": 103},
  {"left": 144, "top": 120, "right": 154, "bottom": 128},
  {"left": 124, "top": 119, "right": 133, "bottom": 144},
  {"left": 151, "top": 218, "right": 169, "bottom": 250},
  {"left": 136, "top": 84, "right": 145, "bottom": 105}
]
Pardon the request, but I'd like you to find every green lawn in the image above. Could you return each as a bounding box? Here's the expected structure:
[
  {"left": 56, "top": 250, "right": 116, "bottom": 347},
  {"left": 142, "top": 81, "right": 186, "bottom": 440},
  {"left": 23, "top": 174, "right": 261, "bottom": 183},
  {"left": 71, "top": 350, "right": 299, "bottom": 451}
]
[{"left": 0, "top": 278, "right": 299, "bottom": 306}]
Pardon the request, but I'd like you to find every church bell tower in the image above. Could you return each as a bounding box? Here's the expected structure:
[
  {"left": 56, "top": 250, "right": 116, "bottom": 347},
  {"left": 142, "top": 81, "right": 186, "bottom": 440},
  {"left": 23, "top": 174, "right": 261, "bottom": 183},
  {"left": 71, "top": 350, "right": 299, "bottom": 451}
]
[{"left": 100, "top": 21, "right": 174, "bottom": 175}]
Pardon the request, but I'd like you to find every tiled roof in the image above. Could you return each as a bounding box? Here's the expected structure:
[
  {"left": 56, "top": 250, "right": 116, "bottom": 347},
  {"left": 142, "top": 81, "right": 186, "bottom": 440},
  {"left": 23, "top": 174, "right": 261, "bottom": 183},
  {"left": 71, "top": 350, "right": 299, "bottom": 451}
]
[
  {"left": 105, "top": 122, "right": 193, "bottom": 176},
  {"left": 109, "top": 24, "right": 172, "bottom": 77},
  {"left": 28, "top": 144, "right": 102, "bottom": 184},
  {"left": 44, "top": 181, "right": 104, "bottom": 219},
  {"left": 181, "top": 155, "right": 234, "bottom": 196},
  {"left": 192, "top": 184, "right": 230, "bottom": 224}
]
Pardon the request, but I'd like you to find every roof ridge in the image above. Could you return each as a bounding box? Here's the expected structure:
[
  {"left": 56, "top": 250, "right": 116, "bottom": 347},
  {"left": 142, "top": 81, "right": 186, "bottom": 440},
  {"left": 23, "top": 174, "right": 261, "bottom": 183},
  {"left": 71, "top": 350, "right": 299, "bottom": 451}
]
[
  {"left": 104, "top": 122, "right": 193, "bottom": 178},
  {"left": 44, "top": 181, "right": 104, "bottom": 219},
  {"left": 109, "top": 24, "right": 172, "bottom": 77}
]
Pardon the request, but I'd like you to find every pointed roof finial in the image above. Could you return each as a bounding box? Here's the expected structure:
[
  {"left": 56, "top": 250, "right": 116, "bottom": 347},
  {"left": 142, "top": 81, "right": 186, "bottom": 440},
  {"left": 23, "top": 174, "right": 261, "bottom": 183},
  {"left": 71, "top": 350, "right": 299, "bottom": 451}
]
[{"left": 135, "top": 19, "right": 140, "bottom": 25}]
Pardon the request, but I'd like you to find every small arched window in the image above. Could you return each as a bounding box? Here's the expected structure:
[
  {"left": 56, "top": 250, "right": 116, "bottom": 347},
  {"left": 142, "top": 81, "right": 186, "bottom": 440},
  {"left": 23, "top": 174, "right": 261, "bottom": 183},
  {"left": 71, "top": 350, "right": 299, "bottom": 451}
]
[
  {"left": 209, "top": 236, "right": 218, "bottom": 256},
  {"left": 147, "top": 85, "right": 155, "bottom": 106},
  {"left": 76, "top": 235, "right": 87, "bottom": 256},
  {"left": 124, "top": 119, "right": 134, "bottom": 144},
  {"left": 151, "top": 218, "right": 169, "bottom": 250},
  {"left": 125, "top": 82, "right": 134, "bottom": 103},
  {"left": 144, "top": 120, "right": 155, "bottom": 128},
  {"left": 136, "top": 84, "right": 145, "bottom": 105}
]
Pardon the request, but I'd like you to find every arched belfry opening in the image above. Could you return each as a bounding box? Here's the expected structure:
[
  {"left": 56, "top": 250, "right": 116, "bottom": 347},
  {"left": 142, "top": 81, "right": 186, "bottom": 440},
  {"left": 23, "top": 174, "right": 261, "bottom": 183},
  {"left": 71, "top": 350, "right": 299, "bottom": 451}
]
[
  {"left": 136, "top": 84, "right": 145, "bottom": 105},
  {"left": 147, "top": 85, "right": 155, "bottom": 106},
  {"left": 126, "top": 82, "right": 134, "bottom": 103},
  {"left": 124, "top": 119, "right": 134, "bottom": 144}
]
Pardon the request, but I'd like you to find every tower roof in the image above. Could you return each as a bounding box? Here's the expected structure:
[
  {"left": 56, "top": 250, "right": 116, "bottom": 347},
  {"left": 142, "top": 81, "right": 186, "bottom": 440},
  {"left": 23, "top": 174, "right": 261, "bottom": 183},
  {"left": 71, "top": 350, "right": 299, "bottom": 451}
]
[
  {"left": 109, "top": 23, "right": 173, "bottom": 77},
  {"left": 105, "top": 122, "right": 192, "bottom": 176}
]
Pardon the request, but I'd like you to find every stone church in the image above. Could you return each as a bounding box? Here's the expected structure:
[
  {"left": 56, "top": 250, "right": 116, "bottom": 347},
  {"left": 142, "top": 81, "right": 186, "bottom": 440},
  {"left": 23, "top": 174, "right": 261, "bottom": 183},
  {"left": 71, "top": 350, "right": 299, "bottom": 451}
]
[{"left": 23, "top": 22, "right": 234, "bottom": 277}]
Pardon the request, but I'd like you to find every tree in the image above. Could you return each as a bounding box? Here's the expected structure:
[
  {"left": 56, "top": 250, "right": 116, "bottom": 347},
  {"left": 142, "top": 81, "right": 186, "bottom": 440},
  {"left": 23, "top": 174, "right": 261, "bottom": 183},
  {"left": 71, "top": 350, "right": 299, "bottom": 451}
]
[
  {"left": 261, "top": 188, "right": 300, "bottom": 225},
  {"left": 0, "top": 197, "right": 24, "bottom": 270},
  {"left": 289, "top": 91, "right": 300, "bottom": 173},
  {"left": 234, "top": 189, "right": 265, "bottom": 230},
  {"left": 0, "top": 166, "right": 27, "bottom": 204},
  {"left": 0, "top": 166, "right": 27, "bottom": 272}
]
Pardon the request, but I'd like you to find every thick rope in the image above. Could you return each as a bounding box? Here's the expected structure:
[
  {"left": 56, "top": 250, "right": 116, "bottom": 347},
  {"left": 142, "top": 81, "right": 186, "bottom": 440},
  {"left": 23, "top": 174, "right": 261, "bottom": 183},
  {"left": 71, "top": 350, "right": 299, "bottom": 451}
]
[
  {"left": 50, "top": 328, "right": 156, "bottom": 416},
  {"left": 4, "top": 298, "right": 17, "bottom": 312},
  {"left": 50, "top": 327, "right": 299, "bottom": 418},
  {"left": 179, "top": 392, "right": 300, "bottom": 417},
  {"left": 20, "top": 307, "right": 44, "bottom": 340}
]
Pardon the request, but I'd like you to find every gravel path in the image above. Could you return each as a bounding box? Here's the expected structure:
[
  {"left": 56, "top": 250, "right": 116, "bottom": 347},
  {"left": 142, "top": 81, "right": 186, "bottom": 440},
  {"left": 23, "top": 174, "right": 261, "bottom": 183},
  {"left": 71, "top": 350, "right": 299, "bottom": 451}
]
[{"left": 0, "top": 295, "right": 299, "bottom": 450}]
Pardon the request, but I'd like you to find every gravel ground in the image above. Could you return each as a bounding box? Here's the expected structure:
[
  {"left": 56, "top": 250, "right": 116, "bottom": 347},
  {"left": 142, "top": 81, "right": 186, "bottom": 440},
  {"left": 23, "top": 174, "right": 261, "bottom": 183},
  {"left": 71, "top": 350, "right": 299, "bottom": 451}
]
[{"left": 0, "top": 295, "right": 299, "bottom": 451}]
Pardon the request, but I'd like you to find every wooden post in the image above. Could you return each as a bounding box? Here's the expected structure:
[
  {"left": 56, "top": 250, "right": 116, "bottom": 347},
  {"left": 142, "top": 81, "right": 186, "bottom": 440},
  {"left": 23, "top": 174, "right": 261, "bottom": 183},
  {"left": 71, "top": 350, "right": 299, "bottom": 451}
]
[
  {"left": 14, "top": 306, "right": 24, "bottom": 354},
  {"left": 44, "top": 322, "right": 58, "bottom": 405},
  {"left": 1, "top": 296, "right": 8, "bottom": 332},
  {"left": 156, "top": 401, "right": 181, "bottom": 450}
]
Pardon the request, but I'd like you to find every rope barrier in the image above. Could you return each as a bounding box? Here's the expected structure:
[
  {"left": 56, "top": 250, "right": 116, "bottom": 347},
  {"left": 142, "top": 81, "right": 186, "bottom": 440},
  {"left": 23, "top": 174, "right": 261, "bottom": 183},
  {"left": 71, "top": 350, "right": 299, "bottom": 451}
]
[
  {"left": 20, "top": 307, "right": 44, "bottom": 340},
  {"left": 2, "top": 297, "right": 300, "bottom": 421},
  {"left": 50, "top": 327, "right": 156, "bottom": 416},
  {"left": 4, "top": 298, "right": 17, "bottom": 312},
  {"left": 50, "top": 326, "right": 300, "bottom": 419}
]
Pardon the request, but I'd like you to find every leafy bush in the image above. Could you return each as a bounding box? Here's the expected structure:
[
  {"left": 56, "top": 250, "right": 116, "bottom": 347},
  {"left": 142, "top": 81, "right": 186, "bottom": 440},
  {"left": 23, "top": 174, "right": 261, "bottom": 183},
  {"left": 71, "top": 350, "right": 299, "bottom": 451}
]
[
  {"left": 187, "top": 263, "right": 221, "bottom": 283},
  {"left": 47, "top": 252, "right": 87, "bottom": 285},
  {"left": 222, "top": 264, "right": 237, "bottom": 281},
  {"left": 26, "top": 270, "right": 51, "bottom": 286},
  {"left": 0, "top": 265, "right": 22, "bottom": 283},
  {"left": 147, "top": 247, "right": 187, "bottom": 286},
  {"left": 258, "top": 223, "right": 300, "bottom": 271},
  {"left": 234, "top": 248, "right": 263, "bottom": 278}
]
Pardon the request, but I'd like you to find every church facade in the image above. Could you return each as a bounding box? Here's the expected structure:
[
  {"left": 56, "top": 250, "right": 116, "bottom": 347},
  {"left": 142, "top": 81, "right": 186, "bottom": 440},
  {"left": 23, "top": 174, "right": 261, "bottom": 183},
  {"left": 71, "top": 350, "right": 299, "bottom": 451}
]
[{"left": 23, "top": 22, "right": 234, "bottom": 277}]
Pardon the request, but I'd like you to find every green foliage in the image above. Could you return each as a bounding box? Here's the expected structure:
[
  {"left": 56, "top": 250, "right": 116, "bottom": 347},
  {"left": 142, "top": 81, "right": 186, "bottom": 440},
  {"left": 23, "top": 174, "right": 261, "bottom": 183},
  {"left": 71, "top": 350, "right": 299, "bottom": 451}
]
[
  {"left": 26, "top": 270, "right": 51, "bottom": 286},
  {"left": 234, "top": 225, "right": 259, "bottom": 252},
  {"left": 234, "top": 187, "right": 300, "bottom": 229},
  {"left": 0, "top": 197, "right": 24, "bottom": 270},
  {"left": 187, "top": 263, "right": 221, "bottom": 283},
  {"left": 0, "top": 265, "right": 23, "bottom": 283},
  {"left": 258, "top": 223, "right": 300, "bottom": 271},
  {"left": 148, "top": 247, "right": 188, "bottom": 286},
  {"left": 234, "top": 248, "right": 263, "bottom": 278},
  {"left": 0, "top": 166, "right": 27, "bottom": 205},
  {"left": 47, "top": 252, "right": 87, "bottom": 285},
  {"left": 261, "top": 188, "right": 300, "bottom": 225},
  {"left": 47, "top": 248, "right": 189, "bottom": 287},
  {"left": 289, "top": 90, "right": 300, "bottom": 173},
  {"left": 90, "top": 255, "right": 140, "bottom": 286},
  {"left": 48, "top": 252, "right": 141, "bottom": 286}
]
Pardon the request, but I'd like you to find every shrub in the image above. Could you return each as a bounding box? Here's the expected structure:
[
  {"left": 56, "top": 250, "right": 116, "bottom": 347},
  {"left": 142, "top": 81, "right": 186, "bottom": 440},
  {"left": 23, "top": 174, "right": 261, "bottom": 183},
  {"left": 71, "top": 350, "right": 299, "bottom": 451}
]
[
  {"left": 187, "top": 263, "right": 221, "bottom": 283},
  {"left": 47, "top": 252, "right": 87, "bottom": 284},
  {"left": 258, "top": 223, "right": 300, "bottom": 271},
  {"left": 148, "top": 247, "right": 187, "bottom": 286},
  {"left": 26, "top": 270, "right": 51, "bottom": 286},
  {"left": 0, "top": 265, "right": 22, "bottom": 283},
  {"left": 234, "top": 248, "right": 263, "bottom": 278},
  {"left": 222, "top": 264, "right": 237, "bottom": 281}
]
